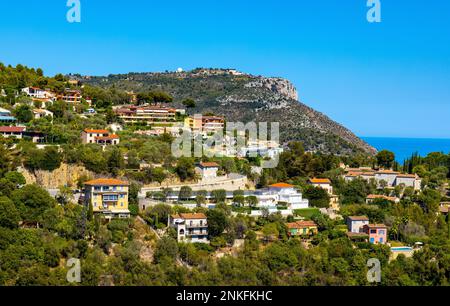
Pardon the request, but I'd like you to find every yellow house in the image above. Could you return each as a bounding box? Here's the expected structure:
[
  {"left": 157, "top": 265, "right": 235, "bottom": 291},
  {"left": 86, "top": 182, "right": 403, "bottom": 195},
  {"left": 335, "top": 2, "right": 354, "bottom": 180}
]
[{"left": 84, "top": 178, "right": 130, "bottom": 219}]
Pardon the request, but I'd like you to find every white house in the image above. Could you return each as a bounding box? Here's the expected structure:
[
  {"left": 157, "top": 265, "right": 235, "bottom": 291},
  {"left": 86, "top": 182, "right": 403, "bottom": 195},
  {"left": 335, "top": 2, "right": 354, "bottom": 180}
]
[
  {"left": 254, "top": 183, "right": 309, "bottom": 210},
  {"left": 195, "top": 162, "right": 219, "bottom": 180},
  {"left": 32, "top": 109, "right": 53, "bottom": 120},
  {"left": 347, "top": 216, "right": 369, "bottom": 233},
  {"left": 81, "top": 129, "right": 120, "bottom": 146},
  {"left": 22, "top": 87, "right": 46, "bottom": 99},
  {"left": 168, "top": 213, "right": 209, "bottom": 243}
]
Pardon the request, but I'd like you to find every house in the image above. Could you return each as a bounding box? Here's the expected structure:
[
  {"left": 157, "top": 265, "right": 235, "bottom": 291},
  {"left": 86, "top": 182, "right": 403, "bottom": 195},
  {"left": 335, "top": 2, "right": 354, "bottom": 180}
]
[
  {"left": 84, "top": 178, "right": 130, "bottom": 219},
  {"left": 195, "top": 162, "right": 220, "bottom": 180},
  {"left": 0, "top": 108, "right": 16, "bottom": 124},
  {"left": 168, "top": 213, "right": 209, "bottom": 243},
  {"left": 363, "top": 224, "right": 388, "bottom": 245},
  {"left": 347, "top": 216, "right": 369, "bottom": 233},
  {"left": 308, "top": 178, "right": 333, "bottom": 195},
  {"left": 22, "top": 87, "right": 46, "bottom": 99},
  {"left": 0, "top": 126, "right": 26, "bottom": 139},
  {"left": 366, "top": 194, "right": 400, "bottom": 204},
  {"left": 115, "top": 105, "right": 179, "bottom": 125},
  {"left": 268, "top": 183, "right": 309, "bottom": 209},
  {"left": 81, "top": 129, "right": 120, "bottom": 146},
  {"left": 343, "top": 167, "right": 422, "bottom": 190},
  {"left": 439, "top": 202, "right": 449, "bottom": 216},
  {"left": 253, "top": 183, "right": 309, "bottom": 211},
  {"left": 32, "top": 109, "right": 53, "bottom": 120},
  {"left": 184, "top": 115, "right": 225, "bottom": 135},
  {"left": 59, "top": 89, "right": 83, "bottom": 104},
  {"left": 286, "top": 220, "right": 318, "bottom": 237}
]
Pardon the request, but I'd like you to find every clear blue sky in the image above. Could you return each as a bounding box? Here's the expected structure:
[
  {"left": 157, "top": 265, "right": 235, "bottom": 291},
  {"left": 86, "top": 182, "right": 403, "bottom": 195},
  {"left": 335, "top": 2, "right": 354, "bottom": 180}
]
[{"left": 1, "top": 0, "right": 450, "bottom": 138}]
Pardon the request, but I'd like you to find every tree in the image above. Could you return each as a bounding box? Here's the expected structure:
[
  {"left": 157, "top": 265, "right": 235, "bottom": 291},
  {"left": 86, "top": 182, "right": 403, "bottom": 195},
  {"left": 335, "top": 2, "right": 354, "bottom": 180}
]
[
  {"left": 56, "top": 185, "right": 74, "bottom": 205},
  {"left": 245, "top": 196, "right": 258, "bottom": 208},
  {"left": 0, "top": 196, "right": 20, "bottom": 229},
  {"left": 13, "top": 104, "right": 33, "bottom": 123},
  {"left": 211, "top": 189, "right": 226, "bottom": 203},
  {"left": 303, "top": 186, "right": 330, "bottom": 208},
  {"left": 206, "top": 209, "right": 228, "bottom": 238},
  {"left": 233, "top": 190, "right": 245, "bottom": 206},
  {"left": 11, "top": 184, "right": 56, "bottom": 223},
  {"left": 154, "top": 236, "right": 178, "bottom": 263},
  {"left": 376, "top": 150, "right": 395, "bottom": 169},
  {"left": 179, "top": 186, "right": 193, "bottom": 201},
  {"left": 262, "top": 223, "right": 279, "bottom": 242},
  {"left": 107, "top": 147, "right": 125, "bottom": 176},
  {"left": 196, "top": 190, "right": 208, "bottom": 206},
  {"left": 4, "top": 171, "right": 26, "bottom": 186},
  {"left": 182, "top": 98, "right": 196, "bottom": 108},
  {"left": 175, "top": 157, "right": 195, "bottom": 182}
]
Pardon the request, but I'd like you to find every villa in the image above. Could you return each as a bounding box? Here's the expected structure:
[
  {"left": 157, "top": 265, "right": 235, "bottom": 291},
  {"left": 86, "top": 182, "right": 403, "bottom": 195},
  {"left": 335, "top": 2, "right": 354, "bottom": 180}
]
[
  {"left": 364, "top": 224, "right": 388, "bottom": 245},
  {"left": 168, "top": 213, "right": 209, "bottom": 243},
  {"left": 21, "top": 87, "right": 47, "bottom": 99},
  {"left": 81, "top": 129, "right": 120, "bottom": 146},
  {"left": 251, "top": 183, "right": 309, "bottom": 217},
  {"left": 343, "top": 167, "right": 421, "bottom": 190},
  {"left": 84, "top": 178, "right": 130, "bottom": 219},
  {"left": 59, "top": 89, "right": 83, "bottom": 105},
  {"left": 0, "top": 126, "right": 26, "bottom": 139},
  {"left": 286, "top": 220, "right": 318, "bottom": 237},
  {"left": 347, "top": 216, "right": 369, "bottom": 233},
  {"left": 195, "top": 162, "right": 220, "bottom": 180},
  {"left": 32, "top": 109, "right": 53, "bottom": 120},
  {"left": 308, "top": 178, "right": 333, "bottom": 195},
  {"left": 0, "top": 107, "right": 16, "bottom": 124}
]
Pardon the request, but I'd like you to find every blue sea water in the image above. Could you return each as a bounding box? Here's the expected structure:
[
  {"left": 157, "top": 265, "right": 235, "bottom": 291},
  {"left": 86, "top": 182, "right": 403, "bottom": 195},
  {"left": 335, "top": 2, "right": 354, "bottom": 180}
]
[{"left": 361, "top": 137, "right": 450, "bottom": 163}]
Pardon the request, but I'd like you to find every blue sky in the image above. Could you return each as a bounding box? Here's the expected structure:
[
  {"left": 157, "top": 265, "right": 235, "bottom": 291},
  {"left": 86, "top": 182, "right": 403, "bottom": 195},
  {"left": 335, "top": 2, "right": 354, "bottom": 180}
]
[{"left": 1, "top": 0, "right": 450, "bottom": 138}]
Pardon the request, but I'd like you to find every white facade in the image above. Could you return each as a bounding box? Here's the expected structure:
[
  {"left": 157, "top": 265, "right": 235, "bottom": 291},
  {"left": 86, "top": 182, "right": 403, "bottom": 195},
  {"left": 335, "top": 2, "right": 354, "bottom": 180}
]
[
  {"left": 347, "top": 217, "right": 370, "bottom": 233},
  {"left": 195, "top": 162, "right": 219, "bottom": 180},
  {"left": 254, "top": 184, "right": 309, "bottom": 210},
  {"left": 169, "top": 213, "right": 209, "bottom": 243},
  {"left": 22, "top": 87, "right": 46, "bottom": 99}
]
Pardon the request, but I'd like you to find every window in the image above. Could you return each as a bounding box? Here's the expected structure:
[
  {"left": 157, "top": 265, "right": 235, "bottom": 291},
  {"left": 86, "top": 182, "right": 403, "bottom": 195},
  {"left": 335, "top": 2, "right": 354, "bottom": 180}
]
[
  {"left": 379, "top": 238, "right": 383, "bottom": 243},
  {"left": 370, "top": 229, "right": 377, "bottom": 234},
  {"left": 370, "top": 238, "right": 375, "bottom": 243},
  {"left": 379, "top": 230, "right": 385, "bottom": 235}
]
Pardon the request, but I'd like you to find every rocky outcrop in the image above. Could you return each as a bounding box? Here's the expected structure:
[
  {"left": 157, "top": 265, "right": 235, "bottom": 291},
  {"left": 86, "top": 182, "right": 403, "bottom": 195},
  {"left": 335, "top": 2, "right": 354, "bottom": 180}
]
[
  {"left": 18, "top": 163, "right": 94, "bottom": 189},
  {"left": 245, "top": 77, "right": 298, "bottom": 101}
]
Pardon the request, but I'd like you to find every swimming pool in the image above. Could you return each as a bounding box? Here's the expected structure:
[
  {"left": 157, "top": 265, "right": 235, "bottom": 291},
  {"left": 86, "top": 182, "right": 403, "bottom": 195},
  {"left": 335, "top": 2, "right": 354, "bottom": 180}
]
[{"left": 391, "top": 247, "right": 413, "bottom": 252}]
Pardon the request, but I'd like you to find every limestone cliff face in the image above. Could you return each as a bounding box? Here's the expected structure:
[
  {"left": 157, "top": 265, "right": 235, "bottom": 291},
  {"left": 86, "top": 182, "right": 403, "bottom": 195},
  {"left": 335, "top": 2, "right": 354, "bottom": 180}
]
[
  {"left": 245, "top": 77, "right": 298, "bottom": 101},
  {"left": 18, "top": 163, "right": 94, "bottom": 189}
]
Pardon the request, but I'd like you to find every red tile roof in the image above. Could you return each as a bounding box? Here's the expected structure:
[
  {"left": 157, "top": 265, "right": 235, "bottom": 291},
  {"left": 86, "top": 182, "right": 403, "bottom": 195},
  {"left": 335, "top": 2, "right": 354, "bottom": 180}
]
[
  {"left": 173, "top": 213, "right": 207, "bottom": 220},
  {"left": 287, "top": 220, "right": 317, "bottom": 229},
  {"left": 0, "top": 126, "right": 25, "bottom": 133},
  {"left": 84, "top": 178, "right": 129, "bottom": 186},
  {"left": 348, "top": 216, "right": 369, "bottom": 221}
]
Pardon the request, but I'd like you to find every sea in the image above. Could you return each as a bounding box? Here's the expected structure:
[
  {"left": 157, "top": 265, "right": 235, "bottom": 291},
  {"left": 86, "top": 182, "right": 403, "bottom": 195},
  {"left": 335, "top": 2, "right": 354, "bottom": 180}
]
[{"left": 361, "top": 137, "right": 450, "bottom": 164}]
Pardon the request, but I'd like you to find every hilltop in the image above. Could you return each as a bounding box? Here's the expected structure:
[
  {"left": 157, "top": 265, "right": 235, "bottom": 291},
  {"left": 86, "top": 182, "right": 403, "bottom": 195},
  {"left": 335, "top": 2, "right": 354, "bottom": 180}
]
[{"left": 79, "top": 68, "right": 376, "bottom": 155}]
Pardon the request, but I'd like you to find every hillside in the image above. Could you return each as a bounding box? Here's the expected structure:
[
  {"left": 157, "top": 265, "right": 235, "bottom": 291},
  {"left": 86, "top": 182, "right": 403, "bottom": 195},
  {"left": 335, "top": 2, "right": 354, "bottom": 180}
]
[{"left": 80, "top": 68, "right": 376, "bottom": 155}]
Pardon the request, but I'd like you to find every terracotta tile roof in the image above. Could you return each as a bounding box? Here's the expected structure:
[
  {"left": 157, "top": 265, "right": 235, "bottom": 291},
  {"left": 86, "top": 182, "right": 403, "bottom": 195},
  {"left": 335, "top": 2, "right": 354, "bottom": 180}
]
[
  {"left": 269, "top": 183, "right": 294, "bottom": 188},
  {"left": 178, "top": 213, "right": 207, "bottom": 220},
  {"left": 84, "top": 178, "right": 129, "bottom": 186},
  {"left": 375, "top": 170, "right": 399, "bottom": 175},
  {"left": 309, "top": 178, "right": 331, "bottom": 184},
  {"left": 287, "top": 220, "right": 317, "bottom": 229},
  {"left": 199, "top": 162, "right": 219, "bottom": 168},
  {"left": 84, "top": 129, "right": 109, "bottom": 134},
  {"left": 366, "top": 224, "right": 387, "bottom": 228},
  {"left": 348, "top": 216, "right": 369, "bottom": 221},
  {"left": 0, "top": 126, "right": 26, "bottom": 132},
  {"left": 95, "top": 134, "right": 119, "bottom": 140}
]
